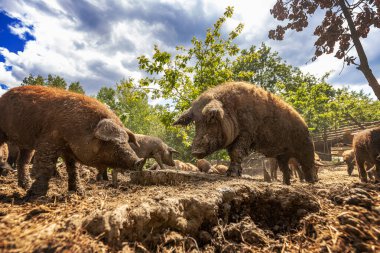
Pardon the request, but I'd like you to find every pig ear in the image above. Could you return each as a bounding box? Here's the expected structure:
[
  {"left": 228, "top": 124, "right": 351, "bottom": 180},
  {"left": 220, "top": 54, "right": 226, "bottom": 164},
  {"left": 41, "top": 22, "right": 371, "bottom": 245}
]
[
  {"left": 202, "top": 99, "right": 224, "bottom": 122},
  {"left": 173, "top": 108, "right": 193, "bottom": 126},
  {"left": 94, "top": 119, "right": 127, "bottom": 143},
  {"left": 168, "top": 147, "right": 180, "bottom": 154},
  {"left": 125, "top": 128, "right": 140, "bottom": 147}
]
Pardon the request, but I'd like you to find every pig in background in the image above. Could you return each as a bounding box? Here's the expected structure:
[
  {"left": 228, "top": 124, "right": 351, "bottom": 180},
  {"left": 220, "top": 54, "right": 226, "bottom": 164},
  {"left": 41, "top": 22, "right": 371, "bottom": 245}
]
[
  {"left": 174, "top": 81, "right": 317, "bottom": 185},
  {"left": 196, "top": 159, "right": 212, "bottom": 173},
  {"left": 149, "top": 160, "right": 199, "bottom": 172},
  {"left": 98, "top": 134, "right": 179, "bottom": 185},
  {"left": 263, "top": 158, "right": 278, "bottom": 182},
  {"left": 342, "top": 148, "right": 375, "bottom": 180},
  {"left": 0, "top": 86, "right": 143, "bottom": 197},
  {"left": 353, "top": 127, "right": 380, "bottom": 182},
  {"left": 208, "top": 164, "right": 228, "bottom": 174},
  {"left": 196, "top": 159, "right": 227, "bottom": 174}
]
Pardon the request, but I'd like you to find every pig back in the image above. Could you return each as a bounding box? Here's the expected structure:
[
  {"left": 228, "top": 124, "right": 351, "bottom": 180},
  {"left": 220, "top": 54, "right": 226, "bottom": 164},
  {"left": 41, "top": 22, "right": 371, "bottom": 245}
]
[
  {"left": 213, "top": 82, "right": 311, "bottom": 156},
  {"left": 0, "top": 86, "right": 121, "bottom": 148}
]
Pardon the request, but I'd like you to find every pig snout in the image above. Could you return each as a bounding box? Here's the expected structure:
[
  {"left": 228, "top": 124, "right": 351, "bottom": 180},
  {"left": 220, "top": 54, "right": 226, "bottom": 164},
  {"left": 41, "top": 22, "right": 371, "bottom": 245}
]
[
  {"left": 191, "top": 150, "right": 207, "bottom": 159},
  {"left": 167, "top": 160, "right": 176, "bottom": 166}
]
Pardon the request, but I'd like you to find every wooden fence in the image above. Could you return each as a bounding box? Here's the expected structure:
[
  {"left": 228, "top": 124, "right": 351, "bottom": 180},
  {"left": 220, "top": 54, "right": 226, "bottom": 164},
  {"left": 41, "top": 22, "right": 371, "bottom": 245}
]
[{"left": 312, "top": 120, "right": 380, "bottom": 160}]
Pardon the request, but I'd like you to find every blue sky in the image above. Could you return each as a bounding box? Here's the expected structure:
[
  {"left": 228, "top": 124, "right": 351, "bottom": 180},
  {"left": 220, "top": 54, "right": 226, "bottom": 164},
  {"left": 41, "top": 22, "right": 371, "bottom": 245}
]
[{"left": 0, "top": 0, "right": 379, "bottom": 98}]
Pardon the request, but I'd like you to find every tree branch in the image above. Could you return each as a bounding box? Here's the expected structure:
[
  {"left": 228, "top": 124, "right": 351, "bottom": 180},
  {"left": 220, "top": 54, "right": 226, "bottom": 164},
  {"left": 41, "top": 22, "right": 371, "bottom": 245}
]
[{"left": 338, "top": 0, "right": 380, "bottom": 100}]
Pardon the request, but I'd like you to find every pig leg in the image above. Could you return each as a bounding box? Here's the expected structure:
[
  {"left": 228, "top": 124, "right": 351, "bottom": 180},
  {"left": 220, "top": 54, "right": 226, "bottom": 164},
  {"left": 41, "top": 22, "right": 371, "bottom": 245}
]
[
  {"left": 356, "top": 156, "right": 368, "bottom": 183},
  {"left": 27, "top": 145, "right": 59, "bottom": 197},
  {"left": 226, "top": 134, "right": 251, "bottom": 177},
  {"left": 102, "top": 167, "right": 108, "bottom": 180},
  {"left": 112, "top": 168, "right": 119, "bottom": 187},
  {"left": 347, "top": 161, "right": 355, "bottom": 176},
  {"left": 263, "top": 167, "right": 271, "bottom": 182},
  {"left": 298, "top": 159, "right": 317, "bottom": 183},
  {"left": 17, "top": 149, "right": 34, "bottom": 189},
  {"left": 295, "top": 164, "right": 305, "bottom": 182},
  {"left": 270, "top": 164, "right": 278, "bottom": 181},
  {"left": 365, "top": 163, "right": 375, "bottom": 181},
  {"left": 96, "top": 167, "right": 108, "bottom": 181},
  {"left": 63, "top": 153, "right": 83, "bottom": 194},
  {"left": 374, "top": 162, "right": 380, "bottom": 182},
  {"left": 277, "top": 155, "right": 291, "bottom": 185},
  {"left": 154, "top": 155, "right": 167, "bottom": 171}
]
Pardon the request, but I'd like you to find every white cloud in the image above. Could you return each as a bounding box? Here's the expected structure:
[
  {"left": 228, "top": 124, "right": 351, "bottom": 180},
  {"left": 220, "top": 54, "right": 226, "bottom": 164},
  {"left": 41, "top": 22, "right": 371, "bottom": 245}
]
[
  {"left": 300, "top": 54, "right": 342, "bottom": 79},
  {"left": 0, "top": 0, "right": 379, "bottom": 98}
]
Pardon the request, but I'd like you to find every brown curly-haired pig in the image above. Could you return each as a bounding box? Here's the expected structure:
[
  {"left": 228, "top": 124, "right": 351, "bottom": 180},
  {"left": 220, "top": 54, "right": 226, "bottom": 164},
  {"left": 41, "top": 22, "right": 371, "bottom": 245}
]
[
  {"left": 342, "top": 149, "right": 355, "bottom": 176},
  {"left": 0, "top": 86, "right": 144, "bottom": 197},
  {"left": 353, "top": 127, "right": 380, "bottom": 182},
  {"left": 196, "top": 159, "right": 212, "bottom": 173},
  {"left": 97, "top": 134, "right": 179, "bottom": 184},
  {"left": 173, "top": 81, "right": 317, "bottom": 185}
]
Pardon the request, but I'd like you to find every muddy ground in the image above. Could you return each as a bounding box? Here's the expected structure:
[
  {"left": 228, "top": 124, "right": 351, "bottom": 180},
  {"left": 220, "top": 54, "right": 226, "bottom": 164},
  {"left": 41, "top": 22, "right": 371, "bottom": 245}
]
[{"left": 0, "top": 163, "right": 379, "bottom": 253}]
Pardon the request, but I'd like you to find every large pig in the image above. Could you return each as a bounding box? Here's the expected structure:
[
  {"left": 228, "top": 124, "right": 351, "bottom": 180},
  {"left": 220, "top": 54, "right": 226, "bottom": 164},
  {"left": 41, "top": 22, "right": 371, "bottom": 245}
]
[
  {"left": 173, "top": 81, "right": 317, "bottom": 185},
  {"left": 97, "top": 134, "right": 179, "bottom": 182},
  {"left": 353, "top": 127, "right": 380, "bottom": 182},
  {"left": 0, "top": 86, "right": 144, "bottom": 196}
]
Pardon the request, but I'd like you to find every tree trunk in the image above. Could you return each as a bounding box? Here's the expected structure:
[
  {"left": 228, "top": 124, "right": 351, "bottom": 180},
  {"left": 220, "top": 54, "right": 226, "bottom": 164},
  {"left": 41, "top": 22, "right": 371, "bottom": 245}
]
[{"left": 339, "top": 0, "right": 380, "bottom": 100}]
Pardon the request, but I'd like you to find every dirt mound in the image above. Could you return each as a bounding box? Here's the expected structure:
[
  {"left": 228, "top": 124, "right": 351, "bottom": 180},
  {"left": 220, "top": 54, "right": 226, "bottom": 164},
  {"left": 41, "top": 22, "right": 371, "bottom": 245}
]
[
  {"left": 0, "top": 164, "right": 379, "bottom": 252},
  {"left": 83, "top": 181, "right": 319, "bottom": 250}
]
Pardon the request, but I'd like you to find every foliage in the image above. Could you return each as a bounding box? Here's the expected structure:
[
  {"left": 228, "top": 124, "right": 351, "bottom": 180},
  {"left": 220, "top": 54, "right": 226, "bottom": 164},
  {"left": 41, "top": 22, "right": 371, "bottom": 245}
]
[
  {"left": 21, "top": 73, "right": 85, "bottom": 94},
  {"left": 46, "top": 74, "right": 67, "bottom": 89},
  {"left": 280, "top": 79, "right": 336, "bottom": 132},
  {"left": 96, "top": 80, "right": 196, "bottom": 161},
  {"left": 68, "top": 81, "right": 85, "bottom": 94},
  {"left": 138, "top": 6, "right": 256, "bottom": 114},
  {"left": 21, "top": 74, "right": 44, "bottom": 86},
  {"left": 330, "top": 87, "right": 380, "bottom": 124},
  {"left": 20, "top": 6, "right": 380, "bottom": 163},
  {"left": 269, "top": 0, "right": 380, "bottom": 64},
  {"left": 135, "top": 5, "right": 380, "bottom": 160},
  {"left": 269, "top": 0, "right": 380, "bottom": 99}
]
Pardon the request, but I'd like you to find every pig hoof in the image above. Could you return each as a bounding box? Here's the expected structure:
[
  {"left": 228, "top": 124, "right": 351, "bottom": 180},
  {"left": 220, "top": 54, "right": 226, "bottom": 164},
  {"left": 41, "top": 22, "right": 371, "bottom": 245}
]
[
  {"left": 69, "top": 186, "right": 85, "bottom": 196},
  {"left": 96, "top": 174, "right": 108, "bottom": 181},
  {"left": 226, "top": 169, "right": 239, "bottom": 177},
  {"left": 26, "top": 186, "right": 48, "bottom": 199},
  {"left": 19, "top": 179, "right": 32, "bottom": 190}
]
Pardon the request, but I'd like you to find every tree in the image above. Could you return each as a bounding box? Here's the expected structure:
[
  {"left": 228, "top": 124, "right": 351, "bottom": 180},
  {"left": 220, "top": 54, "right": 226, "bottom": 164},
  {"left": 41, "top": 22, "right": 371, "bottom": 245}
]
[
  {"left": 46, "top": 74, "right": 67, "bottom": 89},
  {"left": 68, "top": 81, "right": 85, "bottom": 94},
  {"left": 330, "top": 87, "right": 380, "bottom": 125},
  {"left": 269, "top": 0, "right": 380, "bottom": 100},
  {"left": 21, "top": 74, "right": 85, "bottom": 94},
  {"left": 96, "top": 86, "right": 118, "bottom": 111},
  {"left": 21, "top": 74, "right": 44, "bottom": 86},
  {"left": 138, "top": 6, "right": 256, "bottom": 113},
  {"left": 232, "top": 43, "right": 317, "bottom": 93}
]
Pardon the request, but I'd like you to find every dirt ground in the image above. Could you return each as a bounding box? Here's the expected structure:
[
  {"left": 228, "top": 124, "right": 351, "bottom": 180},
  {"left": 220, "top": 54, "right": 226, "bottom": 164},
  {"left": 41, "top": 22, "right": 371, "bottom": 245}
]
[{"left": 0, "top": 163, "right": 379, "bottom": 253}]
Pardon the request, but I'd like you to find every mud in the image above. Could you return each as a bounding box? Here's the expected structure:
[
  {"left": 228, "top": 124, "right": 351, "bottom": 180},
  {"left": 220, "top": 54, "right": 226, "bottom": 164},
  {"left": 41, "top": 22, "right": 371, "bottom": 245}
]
[{"left": 0, "top": 164, "right": 379, "bottom": 252}]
